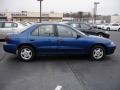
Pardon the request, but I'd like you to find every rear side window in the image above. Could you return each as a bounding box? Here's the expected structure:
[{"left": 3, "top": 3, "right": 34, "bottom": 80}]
[
  {"left": 32, "top": 25, "right": 55, "bottom": 36},
  {"left": 112, "top": 24, "right": 119, "bottom": 26},
  {"left": 32, "top": 28, "right": 39, "bottom": 36},
  {"left": 4, "top": 22, "right": 12, "bottom": 28}
]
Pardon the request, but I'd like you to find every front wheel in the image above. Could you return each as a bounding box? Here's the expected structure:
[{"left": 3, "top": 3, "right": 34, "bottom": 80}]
[
  {"left": 97, "top": 33, "right": 104, "bottom": 37},
  {"left": 106, "top": 28, "right": 110, "bottom": 31},
  {"left": 17, "top": 46, "right": 35, "bottom": 61},
  {"left": 90, "top": 45, "right": 106, "bottom": 60},
  {"left": 118, "top": 28, "right": 120, "bottom": 31}
]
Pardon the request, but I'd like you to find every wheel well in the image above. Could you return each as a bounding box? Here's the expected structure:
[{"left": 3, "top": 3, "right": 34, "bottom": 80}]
[
  {"left": 107, "top": 27, "right": 110, "bottom": 29},
  {"left": 89, "top": 44, "right": 107, "bottom": 54},
  {"left": 17, "top": 43, "right": 36, "bottom": 52},
  {"left": 97, "top": 32, "right": 104, "bottom": 35}
]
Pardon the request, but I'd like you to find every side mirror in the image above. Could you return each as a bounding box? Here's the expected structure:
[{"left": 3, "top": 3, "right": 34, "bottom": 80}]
[{"left": 77, "top": 34, "right": 81, "bottom": 38}]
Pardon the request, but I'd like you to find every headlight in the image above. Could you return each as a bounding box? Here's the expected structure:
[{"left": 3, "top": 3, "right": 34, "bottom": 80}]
[
  {"left": 110, "top": 42, "right": 115, "bottom": 45},
  {"left": 105, "top": 31, "right": 109, "bottom": 34}
]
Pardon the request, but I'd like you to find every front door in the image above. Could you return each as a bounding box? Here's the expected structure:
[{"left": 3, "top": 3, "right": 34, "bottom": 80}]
[{"left": 56, "top": 24, "right": 85, "bottom": 54}]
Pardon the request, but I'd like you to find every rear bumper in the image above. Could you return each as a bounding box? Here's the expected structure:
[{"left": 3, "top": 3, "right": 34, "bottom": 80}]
[{"left": 3, "top": 44, "right": 17, "bottom": 54}]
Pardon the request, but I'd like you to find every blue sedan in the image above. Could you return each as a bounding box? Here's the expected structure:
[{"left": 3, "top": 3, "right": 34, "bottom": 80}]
[{"left": 3, "top": 23, "right": 116, "bottom": 61}]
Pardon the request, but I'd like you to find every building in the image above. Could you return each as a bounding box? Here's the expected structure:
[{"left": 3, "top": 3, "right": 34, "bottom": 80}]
[
  {"left": 93, "top": 15, "right": 120, "bottom": 24},
  {"left": 110, "top": 15, "right": 120, "bottom": 23},
  {"left": 0, "top": 11, "right": 63, "bottom": 22}
]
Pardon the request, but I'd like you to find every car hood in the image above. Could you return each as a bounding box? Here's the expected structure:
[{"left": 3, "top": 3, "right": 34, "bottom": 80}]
[
  {"left": 91, "top": 28, "right": 105, "bottom": 32},
  {"left": 83, "top": 35, "right": 111, "bottom": 44}
]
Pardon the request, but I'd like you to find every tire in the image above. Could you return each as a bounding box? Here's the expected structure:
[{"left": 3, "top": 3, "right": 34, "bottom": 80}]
[
  {"left": 17, "top": 46, "right": 35, "bottom": 61},
  {"left": 118, "top": 28, "right": 120, "bottom": 31},
  {"left": 97, "top": 33, "right": 104, "bottom": 37},
  {"left": 106, "top": 28, "right": 110, "bottom": 31},
  {"left": 90, "top": 45, "right": 106, "bottom": 60}
]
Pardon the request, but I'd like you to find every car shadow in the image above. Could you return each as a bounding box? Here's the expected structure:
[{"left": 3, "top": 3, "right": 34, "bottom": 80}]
[{"left": 7, "top": 54, "right": 111, "bottom": 63}]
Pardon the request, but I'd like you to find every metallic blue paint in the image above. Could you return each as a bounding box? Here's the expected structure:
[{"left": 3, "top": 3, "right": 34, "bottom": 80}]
[{"left": 3, "top": 24, "right": 116, "bottom": 56}]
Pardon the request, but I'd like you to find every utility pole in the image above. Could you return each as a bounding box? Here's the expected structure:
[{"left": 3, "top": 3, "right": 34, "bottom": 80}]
[
  {"left": 37, "top": 0, "right": 43, "bottom": 23},
  {"left": 94, "top": 2, "right": 100, "bottom": 24}
]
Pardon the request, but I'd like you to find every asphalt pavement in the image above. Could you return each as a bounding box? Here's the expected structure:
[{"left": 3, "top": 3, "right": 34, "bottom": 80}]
[{"left": 0, "top": 31, "right": 120, "bottom": 90}]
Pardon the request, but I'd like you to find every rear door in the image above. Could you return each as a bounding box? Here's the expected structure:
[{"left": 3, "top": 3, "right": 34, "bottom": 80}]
[{"left": 29, "top": 24, "right": 58, "bottom": 54}]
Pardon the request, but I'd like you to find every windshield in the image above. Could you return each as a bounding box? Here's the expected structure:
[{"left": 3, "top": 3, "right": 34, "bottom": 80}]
[{"left": 71, "top": 26, "right": 86, "bottom": 36}]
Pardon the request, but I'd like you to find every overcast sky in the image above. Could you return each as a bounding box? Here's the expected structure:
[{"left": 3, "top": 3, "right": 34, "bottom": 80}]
[{"left": 0, "top": 0, "right": 120, "bottom": 15}]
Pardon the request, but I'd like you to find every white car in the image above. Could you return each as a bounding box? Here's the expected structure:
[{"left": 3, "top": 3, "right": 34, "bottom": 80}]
[
  {"left": 104, "top": 23, "right": 120, "bottom": 31},
  {"left": 97, "top": 24, "right": 109, "bottom": 30},
  {"left": 0, "top": 21, "right": 26, "bottom": 40}
]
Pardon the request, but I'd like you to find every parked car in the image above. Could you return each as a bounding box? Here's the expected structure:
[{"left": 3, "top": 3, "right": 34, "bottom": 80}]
[
  {"left": 96, "top": 23, "right": 109, "bottom": 30},
  {"left": 104, "top": 23, "right": 120, "bottom": 31},
  {"left": 0, "top": 21, "right": 26, "bottom": 40},
  {"left": 3, "top": 23, "right": 116, "bottom": 61},
  {"left": 60, "top": 22, "right": 110, "bottom": 38},
  {"left": 20, "top": 22, "right": 34, "bottom": 27}
]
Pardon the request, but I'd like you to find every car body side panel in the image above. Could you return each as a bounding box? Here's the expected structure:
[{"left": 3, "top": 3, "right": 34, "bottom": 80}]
[
  {"left": 3, "top": 24, "right": 116, "bottom": 56},
  {"left": 27, "top": 36, "right": 58, "bottom": 54},
  {"left": 56, "top": 36, "right": 91, "bottom": 54}
]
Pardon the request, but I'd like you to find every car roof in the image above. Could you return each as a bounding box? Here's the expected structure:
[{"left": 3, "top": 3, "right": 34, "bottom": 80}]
[
  {"left": 60, "top": 21, "right": 88, "bottom": 24},
  {"left": 36, "top": 22, "right": 71, "bottom": 26}
]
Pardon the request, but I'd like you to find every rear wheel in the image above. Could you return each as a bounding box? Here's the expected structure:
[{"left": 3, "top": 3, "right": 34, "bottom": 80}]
[
  {"left": 17, "top": 46, "right": 35, "bottom": 61},
  {"left": 90, "top": 45, "right": 106, "bottom": 60},
  {"left": 106, "top": 28, "right": 110, "bottom": 31}
]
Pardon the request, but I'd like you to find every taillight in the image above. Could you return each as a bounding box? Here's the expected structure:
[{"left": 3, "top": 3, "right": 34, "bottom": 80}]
[{"left": 5, "top": 36, "right": 10, "bottom": 42}]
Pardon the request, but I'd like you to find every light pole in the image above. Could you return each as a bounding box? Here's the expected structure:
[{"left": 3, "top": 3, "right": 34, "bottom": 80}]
[
  {"left": 94, "top": 2, "right": 100, "bottom": 24},
  {"left": 37, "top": 0, "right": 43, "bottom": 23}
]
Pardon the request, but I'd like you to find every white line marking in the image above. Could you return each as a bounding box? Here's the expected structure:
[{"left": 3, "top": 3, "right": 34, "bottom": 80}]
[{"left": 55, "top": 85, "right": 62, "bottom": 90}]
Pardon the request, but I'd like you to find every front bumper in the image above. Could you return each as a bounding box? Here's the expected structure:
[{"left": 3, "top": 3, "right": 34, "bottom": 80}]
[
  {"left": 104, "top": 34, "right": 110, "bottom": 38},
  {"left": 106, "top": 45, "right": 116, "bottom": 55}
]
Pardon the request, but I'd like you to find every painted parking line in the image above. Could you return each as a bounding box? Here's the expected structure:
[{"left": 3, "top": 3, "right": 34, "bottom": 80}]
[{"left": 55, "top": 85, "right": 62, "bottom": 90}]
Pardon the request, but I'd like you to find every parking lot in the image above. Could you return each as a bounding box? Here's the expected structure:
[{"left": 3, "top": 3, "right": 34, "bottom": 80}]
[{"left": 0, "top": 31, "right": 120, "bottom": 90}]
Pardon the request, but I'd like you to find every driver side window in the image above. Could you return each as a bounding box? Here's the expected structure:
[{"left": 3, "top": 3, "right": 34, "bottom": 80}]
[{"left": 57, "top": 25, "right": 77, "bottom": 38}]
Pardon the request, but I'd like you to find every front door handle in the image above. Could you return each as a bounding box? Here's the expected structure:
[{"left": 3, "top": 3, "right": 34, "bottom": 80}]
[
  {"left": 58, "top": 39, "right": 63, "bottom": 42},
  {"left": 29, "top": 39, "right": 35, "bottom": 41}
]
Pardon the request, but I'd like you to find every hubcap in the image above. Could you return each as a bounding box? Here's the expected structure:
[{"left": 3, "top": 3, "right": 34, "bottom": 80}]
[
  {"left": 98, "top": 34, "right": 103, "bottom": 37},
  {"left": 21, "top": 48, "right": 32, "bottom": 60},
  {"left": 93, "top": 48, "right": 104, "bottom": 60}
]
